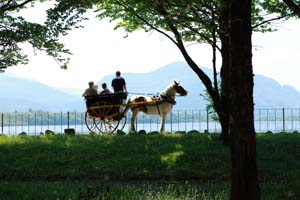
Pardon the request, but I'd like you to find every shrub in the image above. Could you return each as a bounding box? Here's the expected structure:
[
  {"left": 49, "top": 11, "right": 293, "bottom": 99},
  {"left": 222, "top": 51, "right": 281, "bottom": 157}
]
[
  {"left": 18, "top": 131, "right": 27, "bottom": 136},
  {"left": 45, "top": 130, "right": 55, "bottom": 135},
  {"left": 89, "top": 131, "right": 96, "bottom": 136},
  {"left": 148, "top": 131, "right": 159, "bottom": 135},
  {"left": 187, "top": 130, "right": 200, "bottom": 134},
  {"left": 138, "top": 130, "right": 146, "bottom": 135},
  {"left": 175, "top": 131, "right": 186, "bottom": 134},
  {"left": 116, "top": 130, "right": 126, "bottom": 135},
  {"left": 266, "top": 130, "right": 273, "bottom": 135}
]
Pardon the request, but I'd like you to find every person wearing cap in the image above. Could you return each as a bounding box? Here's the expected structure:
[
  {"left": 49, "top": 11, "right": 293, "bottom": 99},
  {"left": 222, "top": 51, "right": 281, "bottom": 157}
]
[
  {"left": 111, "top": 71, "right": 127, "bottom": 93},
  {"left": 82, "top": 81, "right": 98, "bottom": 97}
]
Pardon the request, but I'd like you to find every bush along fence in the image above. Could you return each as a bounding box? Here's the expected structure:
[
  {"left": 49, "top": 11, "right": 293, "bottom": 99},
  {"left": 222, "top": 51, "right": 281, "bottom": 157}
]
[{"left": 1, "top": 108, "right": 300, "bottom": 135}]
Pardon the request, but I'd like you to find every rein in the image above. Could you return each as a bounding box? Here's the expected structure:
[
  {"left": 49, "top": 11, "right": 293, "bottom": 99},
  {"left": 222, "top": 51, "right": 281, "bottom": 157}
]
[
  {"left": 129, "top": 92, "right": 156, "bottom": 96},
  {"left": 129, "top": 92, "right": 183, "bottom": 97}
]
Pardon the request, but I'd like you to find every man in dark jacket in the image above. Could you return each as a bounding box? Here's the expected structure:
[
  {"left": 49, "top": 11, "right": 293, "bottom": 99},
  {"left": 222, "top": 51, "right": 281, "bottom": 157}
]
[{"left": 111, "top": 71, "right": 127, "bottom": 93}]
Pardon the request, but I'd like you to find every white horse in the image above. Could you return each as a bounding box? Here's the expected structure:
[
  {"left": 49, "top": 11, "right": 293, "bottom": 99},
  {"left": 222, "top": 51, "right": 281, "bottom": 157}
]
[{"left": 125, "top": 81, "right": 187, "bottom": 133}]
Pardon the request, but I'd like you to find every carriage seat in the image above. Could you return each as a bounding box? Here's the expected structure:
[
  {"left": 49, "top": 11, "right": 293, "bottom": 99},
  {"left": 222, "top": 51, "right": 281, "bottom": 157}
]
[{"left": 85, "top": 92, "right": 127, "bottom": 107}]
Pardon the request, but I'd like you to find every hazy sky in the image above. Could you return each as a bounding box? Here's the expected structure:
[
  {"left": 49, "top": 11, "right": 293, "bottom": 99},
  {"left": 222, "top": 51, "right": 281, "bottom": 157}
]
[{"left": 5, "top": 3, "right": 300, "bottom": 91}]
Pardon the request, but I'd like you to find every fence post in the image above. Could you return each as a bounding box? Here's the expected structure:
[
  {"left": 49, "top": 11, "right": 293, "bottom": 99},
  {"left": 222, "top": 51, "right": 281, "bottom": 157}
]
[
  {"left": 74, "top": 111, "right": 77, "bottom": 130},
  {"left": 199, "top": 111, "right": 201, "bottom": 131},
  {"left": 283, "top": 107, "right": 285, "bottom": 132},
  {"left": 191, "top": 110, "right": 194, "bottom": 130},
  {"left": 28, "top": 113, "right": 30, "bottom": 134},
  {"left": 291, "top": 109, "right": 293, "bottom": 131},
  {"left": 170, "top": 112, "right": 173, "bottom": 132},
  {"left": 1, "top": 113, "right": 3, "bottom": 134},
  {"left": 275, "top": 109, "right": 277, "bottom": 133},
  {"left": 258, "top": 109, "right": 261, "bottom": 131},
  {"left": 299, "top": 108, "right": 300, "bottom": 130},
  {"left": 48, "top": 112, "right": 50, "bottom": 130},
  {"left": 185, "top": 110, "right": 187, "bottom": 132},
  {"left": 34, "top": 112, "right": 37, "bottom": 135},
  {"left": 54, "top": 113, "right": 56, "bottom": 132},
  {"left": 267, "top": 109, "right": 269, "bottom": 131},
  {"left": 67, "top": 112, "right": 70, "bottom": 129},
  {"left": 206, "top": 108, "right": 209, "bottom": 133},
  {"left": 177, "top": 110, "right": 180, "bottom": 131},
  {"left": 142, "top": 113, "right": 145, "bottom": 130},
  {"left": 40, "top": 113, "right": 43, "bottom": 133},
  {"left": 15, "top": 114, "right": 17, "bottom": 135},
  {"left": 60, "top": 112, "right": 63, "bottom": 133},
  {"left": 21, "top": 113, "right": 24, "bottom": 132}
]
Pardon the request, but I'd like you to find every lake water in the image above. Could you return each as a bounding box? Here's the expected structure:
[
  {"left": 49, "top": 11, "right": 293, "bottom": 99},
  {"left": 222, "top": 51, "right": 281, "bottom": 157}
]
[{"left": 1, "top": 120, "right": 299, "bottom": 135}]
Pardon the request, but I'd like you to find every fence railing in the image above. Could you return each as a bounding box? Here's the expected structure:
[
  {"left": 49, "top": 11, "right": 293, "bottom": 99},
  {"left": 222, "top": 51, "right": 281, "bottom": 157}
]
[{"left": 1, "top": 108, "right": 300, "bottom": 135}]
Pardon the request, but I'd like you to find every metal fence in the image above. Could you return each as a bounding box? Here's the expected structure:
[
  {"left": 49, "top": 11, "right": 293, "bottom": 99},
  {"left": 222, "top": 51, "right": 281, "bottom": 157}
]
[{"left": 1, "top": 108, "right": 300, "bottom": 135}]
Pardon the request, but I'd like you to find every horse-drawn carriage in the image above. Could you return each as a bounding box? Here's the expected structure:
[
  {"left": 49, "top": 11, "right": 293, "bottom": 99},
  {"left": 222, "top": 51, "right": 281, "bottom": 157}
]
[
  {"left": 84, "top": 92, "right": 128, "bottom": 133},
  {"left": 84, "top": 81, "right": 188, "bottom": 134}
]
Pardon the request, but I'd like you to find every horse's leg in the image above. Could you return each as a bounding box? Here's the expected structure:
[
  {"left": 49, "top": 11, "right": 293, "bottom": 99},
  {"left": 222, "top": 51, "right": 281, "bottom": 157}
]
[
  {"left": 130, "top": 109, "right": 139, "bottom": 132},
  {"left": 159, "top": 113, "right": 167, "bottom": 133}
]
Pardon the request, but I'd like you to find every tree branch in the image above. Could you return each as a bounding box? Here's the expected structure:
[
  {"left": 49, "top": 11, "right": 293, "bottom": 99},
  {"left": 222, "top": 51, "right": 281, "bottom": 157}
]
[
  {"left": 252, "top": 12, "right": 294, "bottom": 29},
  {"left": 211, "top": 8, "right": 219, "bottom": 97},
  {"left": 115, "top": 0, "right": 178, "bottom": 46},
  {"left": 184, "top": 24, "right": 222, "bottom": 52},
  {"left": 283, "top": 0, "right": 300, "bottom": 15},
  {"left": 0, "top": 0, "right": 34, "bottom": 13},
  {"left": 155, "top": 2, "right": 221, "bottom": 106}
]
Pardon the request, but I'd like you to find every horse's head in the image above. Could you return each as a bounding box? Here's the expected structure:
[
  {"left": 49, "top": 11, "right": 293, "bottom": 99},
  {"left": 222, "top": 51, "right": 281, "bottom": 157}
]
[{"left": 173, "top": 81, "right": 188, "bottom": 96}]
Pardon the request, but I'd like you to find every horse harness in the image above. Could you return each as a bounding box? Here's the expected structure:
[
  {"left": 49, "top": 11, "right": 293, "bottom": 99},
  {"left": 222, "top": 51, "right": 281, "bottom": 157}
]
[{"left": 151, "top": 93, "right": 176, "bottom": 116}]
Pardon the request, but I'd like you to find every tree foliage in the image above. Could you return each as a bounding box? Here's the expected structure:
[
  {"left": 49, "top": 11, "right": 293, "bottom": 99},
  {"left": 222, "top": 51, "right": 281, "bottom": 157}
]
[
  {"left": 90, "top": 0, "right": 299, "bottom": 103},
  {"left": 0, "top": 0, "right": 89, "bottom": 72}
]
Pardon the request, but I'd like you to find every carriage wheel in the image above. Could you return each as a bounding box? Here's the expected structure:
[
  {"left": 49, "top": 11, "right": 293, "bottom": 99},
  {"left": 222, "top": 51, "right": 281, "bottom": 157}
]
[
  {"left": 85, "top": 111, "right": 101, "bottom": 133},
  {"left": 85, "top": 101, "right": 125, "bottom": 134}
]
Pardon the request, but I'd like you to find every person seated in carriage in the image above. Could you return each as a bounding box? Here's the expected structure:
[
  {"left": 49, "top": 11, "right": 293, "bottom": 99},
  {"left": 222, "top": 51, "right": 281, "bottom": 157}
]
[
  {"left": 99, "top": 83, "right": 111, "bottom": 95},
  {"left": 82, "top": 81, "right": 98, "bottom": 97}
]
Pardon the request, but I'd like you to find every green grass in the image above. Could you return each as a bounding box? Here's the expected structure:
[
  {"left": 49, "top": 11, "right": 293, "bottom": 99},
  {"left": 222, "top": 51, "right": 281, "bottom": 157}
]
[
  {"left": 0, "top": 180, "right": 229, "bottom": 200},
  {"left": 0, "top": 133, "right": 299, "bottom": 199}
]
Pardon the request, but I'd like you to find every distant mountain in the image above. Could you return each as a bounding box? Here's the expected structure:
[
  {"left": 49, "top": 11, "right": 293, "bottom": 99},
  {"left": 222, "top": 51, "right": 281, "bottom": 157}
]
[
  {"left": 99, "top": 61, "right": 300, "bottom": 110},
  {"left": 1, "top": 62, "right": 300, "bottom": 112},
  {"left": 98, "top": 62, "right": 208, "bottom": 110},
  {"left": 0, "top": 74, "right": 84, "bottom": 112}
]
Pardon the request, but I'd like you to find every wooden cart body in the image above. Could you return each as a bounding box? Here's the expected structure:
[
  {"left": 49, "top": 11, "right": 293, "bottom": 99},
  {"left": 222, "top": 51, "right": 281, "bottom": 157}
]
[{"left": 84, "top": 92, "right": 127, "bottom": 134}]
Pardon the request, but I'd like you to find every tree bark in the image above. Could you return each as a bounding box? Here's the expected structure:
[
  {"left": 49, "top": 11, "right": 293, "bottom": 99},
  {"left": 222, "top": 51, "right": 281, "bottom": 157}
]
[{"left": 228, "top": 0, "right": 260, "bottom": 199}]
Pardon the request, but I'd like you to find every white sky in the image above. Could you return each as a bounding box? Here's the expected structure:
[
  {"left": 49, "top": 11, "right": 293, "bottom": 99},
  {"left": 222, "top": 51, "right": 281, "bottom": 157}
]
[{"left": 5, "top": 3, "right": 300, "bottom": 91}]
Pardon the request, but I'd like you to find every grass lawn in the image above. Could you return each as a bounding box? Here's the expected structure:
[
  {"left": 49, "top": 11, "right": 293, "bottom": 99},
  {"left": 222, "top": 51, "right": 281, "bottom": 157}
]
[{"left": 0, "top": 132, "right": 299, "bottom": 199}]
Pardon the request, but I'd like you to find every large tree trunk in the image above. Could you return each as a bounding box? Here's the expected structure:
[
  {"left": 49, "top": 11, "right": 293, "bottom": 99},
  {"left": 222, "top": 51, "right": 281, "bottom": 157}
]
[{"left": 228, "top": 0, "right": 260, "bottom": 199}]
